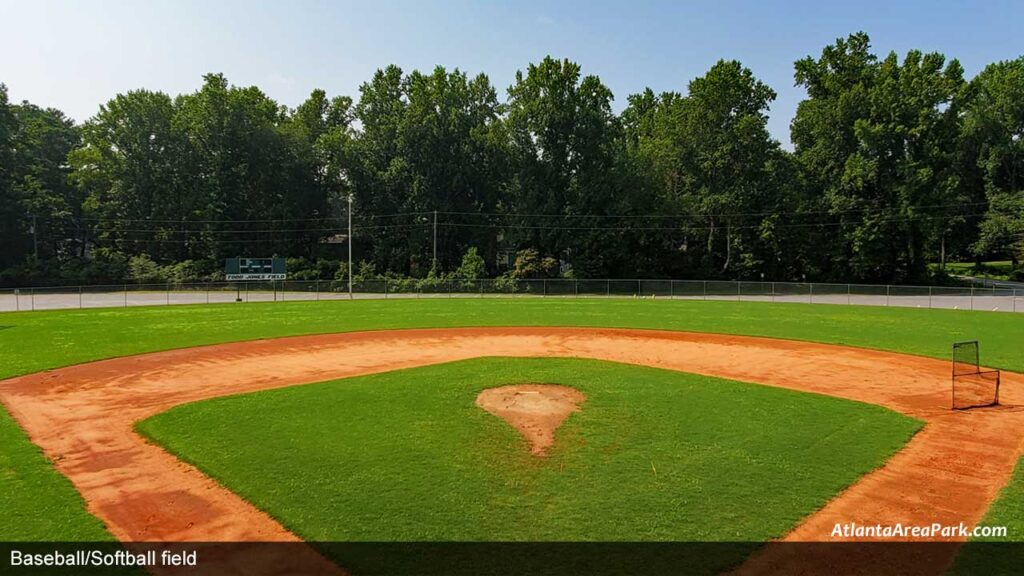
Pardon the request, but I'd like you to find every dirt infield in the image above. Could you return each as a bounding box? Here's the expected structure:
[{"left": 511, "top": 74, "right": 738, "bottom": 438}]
[{"left": 1, "top": 327, "right": 1023, "bottom": 575}]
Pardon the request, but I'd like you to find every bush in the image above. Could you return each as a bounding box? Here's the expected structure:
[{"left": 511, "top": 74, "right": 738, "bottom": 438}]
[
  {"left": 455, "top": 247, "right": 487, "bottom": 281},
  {"left": 509, "top": 248, "right": 558, "bottom": 279},
  {"left": 74, "top": 249, "right": 129, "bottom": 285},
  {"left": 128, "top": 255, "right": 166, "bottom": 284},
  {"left": 492, "top": 272, "right": 521, "bottom": 293},
  {"left": 163, "top": 260, "right": 208, "bottom": 284}
]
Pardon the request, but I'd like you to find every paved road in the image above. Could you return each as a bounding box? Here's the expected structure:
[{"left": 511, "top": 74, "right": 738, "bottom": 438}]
[{"left": 1, "top": 286, "right": 1021, "bottom": 313}]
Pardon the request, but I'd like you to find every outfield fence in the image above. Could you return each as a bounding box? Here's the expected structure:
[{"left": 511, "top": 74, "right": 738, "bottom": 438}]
[{"left": 1, "top": 278, "right": 1022, "bottom": 314}]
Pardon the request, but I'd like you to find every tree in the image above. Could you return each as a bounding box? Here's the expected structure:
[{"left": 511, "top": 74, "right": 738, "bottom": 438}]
[
  {"left": 343, "top": 65, "right": 507, "bottom": 275},
  {"left": 9, "top": 103, "right": 82, "bottom": 261},
  {"left": 622, "top": 62, "right": 796, "bottom": 279},
  {"left": 963, "top": 58, "right": 1024, "bottom": 266},
  {"left": 504, "top": 56, "right": 625, "bottom": 276},
  {"left": 173, "top": 73, "right": 326, "bottom": 260},
  {"left": 346, "top": 65, "right": 413, "bottom": 272},
  {"left": 0, "top": 85, "right": 22, "bottom": 267},
  {"left": 792, "top": 33, "right": 966, "bottom": 282},
  {"left": 70, "top": 89, "right": 181, "bottom": 260},
  {"left": 398, "top": 67, "right": 506, "bottom": 273}
]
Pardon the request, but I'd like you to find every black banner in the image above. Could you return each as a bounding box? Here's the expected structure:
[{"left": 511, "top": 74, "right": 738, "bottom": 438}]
[{"left": 1, "top": 542, "right": 1020, "bottom": 576}]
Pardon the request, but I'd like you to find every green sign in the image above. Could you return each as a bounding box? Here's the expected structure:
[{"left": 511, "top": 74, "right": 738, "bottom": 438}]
[{"left": 225, "top": 258, "right": 287, "bottom": 280}]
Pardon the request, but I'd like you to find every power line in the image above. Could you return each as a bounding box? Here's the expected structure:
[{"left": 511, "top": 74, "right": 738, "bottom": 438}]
[
  {"left": 436, "top": 201, "right": 991, "bottom": 220},
  {"left": 437, "top": 212, "right": 990, "bottom": 233},
  {"left": 77, "top": 211, "right": 430, "bottom": 225},
  {"left": 93, "top": 213, "right": 986, "bottom": 241},
  {"left": 74, "top": 201, "right": 989, "bottom": 227}
]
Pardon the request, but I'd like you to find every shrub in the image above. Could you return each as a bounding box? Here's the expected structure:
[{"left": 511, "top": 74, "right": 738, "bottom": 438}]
[
  {"left": 455, "top": 247, "right": 487, "bottom": 281},
  {"left": 128, "top": 255, "right": 166, "bottom": 284}
]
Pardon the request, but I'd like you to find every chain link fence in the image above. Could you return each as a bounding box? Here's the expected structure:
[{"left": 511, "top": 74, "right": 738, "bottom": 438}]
[{"left": 1, "top": 279, "right": 1021, "bottom": 313}]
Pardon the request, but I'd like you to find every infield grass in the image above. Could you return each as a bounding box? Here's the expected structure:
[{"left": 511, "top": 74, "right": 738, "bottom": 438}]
[
  {"left": 137, "top": 357, "right": 920, "bottom": 573},
  {"left": 0, "top": 407, "right": 112, "bottom": 541},
  {"left": 2, "top": 298, "right": 1023, "bottom": 543}
]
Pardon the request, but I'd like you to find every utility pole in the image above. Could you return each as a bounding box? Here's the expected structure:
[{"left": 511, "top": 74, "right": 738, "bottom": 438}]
[
  {"left": 30, "top": 214, "right": 38, "bottom": 258},
  {"left": 348, "top": 194, "right": 353, "bottom": 299},
  {"left": 432, "top": 210, "right": 438, "bottom": 272}
]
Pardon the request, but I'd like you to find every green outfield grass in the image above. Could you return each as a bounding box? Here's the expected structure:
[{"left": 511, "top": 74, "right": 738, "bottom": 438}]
[
  {"left": 137, "top": 357, "right": 919, "bottom": 573},
  {"left": 1, "top": 298, "right": 1023, "bottom": 545}
]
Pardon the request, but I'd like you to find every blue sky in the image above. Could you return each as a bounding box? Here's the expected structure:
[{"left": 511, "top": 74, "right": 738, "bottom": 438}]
[{"left": 2, "top": 0, "right": 1022, "bottom": 147}]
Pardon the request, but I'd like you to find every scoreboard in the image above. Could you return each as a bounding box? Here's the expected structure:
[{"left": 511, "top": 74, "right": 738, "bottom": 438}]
[{"left": 225, "top": 258, "right": 287, "bottom": 280}]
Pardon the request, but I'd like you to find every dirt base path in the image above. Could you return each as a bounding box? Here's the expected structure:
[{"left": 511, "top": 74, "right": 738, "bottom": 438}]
[{"left": 2, "top": 327, "right": 1023, "bottom": 575}]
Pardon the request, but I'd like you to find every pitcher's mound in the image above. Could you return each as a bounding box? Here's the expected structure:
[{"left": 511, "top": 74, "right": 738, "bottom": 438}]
[{"left": 475, "top": 384, "right": 586, "bottom": 456}]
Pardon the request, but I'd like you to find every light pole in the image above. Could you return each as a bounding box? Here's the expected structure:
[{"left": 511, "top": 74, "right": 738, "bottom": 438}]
[
  {"left": 432, "top": 210, "right": 438, "bottom": 273},
  {"left": 347, "top": 193, "right": 353, "bottom": 299}
]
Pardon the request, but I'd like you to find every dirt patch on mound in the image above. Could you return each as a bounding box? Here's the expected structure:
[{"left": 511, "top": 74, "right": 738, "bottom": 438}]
[{"left": 475, "top": 384, "right": 586, "bottom": 456}]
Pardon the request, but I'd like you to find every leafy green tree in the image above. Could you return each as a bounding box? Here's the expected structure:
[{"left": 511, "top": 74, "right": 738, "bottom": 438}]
[
  {"left": 342, "top": 65, "right": 507, "bottom": 275},
  {"left": 173, "top": 73, "right": 327, "bottom": 260},
  {"left": 9, "top": 103, "right": 82, "bottom": 261},
  {"left": 622, "top": 62, "right": 796, "bottom": 279},
  {"left": 793, "top": 33, "right": 966, "bottom": 282},
  {"left": 675, "top": 60, "right": 789, "bottom": 277},
  {"left": 346, "top": 65, "right": 413, "bottom": 272},
  {"left": 962, "top": 58, "right": 1024, "bottom": 266},
  {"left": 0, "top": 85, "right": 24, "bottom": 267},
  {"left": 70, "top": 89, "right": 181, "bottom": 260},
  {"left": 504, "top": 56, "right": 625, "bottom": 276},
  {"left": 400, "top": 67, "right": 507, "bottom": 272}
]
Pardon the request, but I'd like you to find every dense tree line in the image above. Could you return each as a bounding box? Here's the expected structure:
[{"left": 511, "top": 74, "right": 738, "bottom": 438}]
[{"left": 1, "top": 33, "right": 1022, "bottom": 287}]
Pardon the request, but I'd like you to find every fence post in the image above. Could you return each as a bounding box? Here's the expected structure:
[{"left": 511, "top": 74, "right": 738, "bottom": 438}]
[
  {"left": 771, "top": 282, "right": 776, "bottom": 303},
  {"left": 886, "top": 285, "right": 890, "bottom": 307},
  {"left": 245, "top": 282, "right": 249, "bottom": 303},
  {"left": 385, "top": 278, "right": 389, "bottom": 299},
  {"left": 166, "top": 283, "right": 171, "bottom": 306},
  {"left": 31, "top": 288, "right": 34, "bottom": 311},
  {"left": 808, "top": 283, "right": 813, "bottom": 304},
  {"left": 206, "top": 284, "right": 210, "bottom": 304},
  {"left": 315, "top": 280, "right": 320, "bottom": 301},
  {"left": 79, "top": 285, "right": 83, "bottom": 309},
  {"left": 607, "top": 279, "right": 611, "bottom": 297},
  {"left": 737, "top": 281, "right": 741, "bottom": 302},
  {"left": 703, "top": 280, "right": 707, "bottom": 301},
  {"left": 970, "top": 287, "right": 974, "bottom": 311},
  {"left": 670, "top": 280, "right": 674, "bottom": 299},
  {"left": 847, "top": 283, "right": 851, "bottom": 306},
  {"left": 543, "top": 279, "right": 547, "bottom": 297},
  {"left": 1015, "top": 289, "right": 1018, "bottom": 313},
  {"left": 575, "top": 279, "right": 579, "bottom": 298},
  {"left": 637, "top": 279, "right": 642, "bottom": 297},
  {"left": 123, "top": 285, "right": 128, "bottom": 308},
  {"left": 928, "top": 286, "right": 932, "bottom": 309}
]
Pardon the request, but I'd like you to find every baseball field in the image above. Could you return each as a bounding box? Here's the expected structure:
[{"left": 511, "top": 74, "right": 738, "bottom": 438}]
[{"left": 1, "top": 298, "right": 1023, "bottom": 575}]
